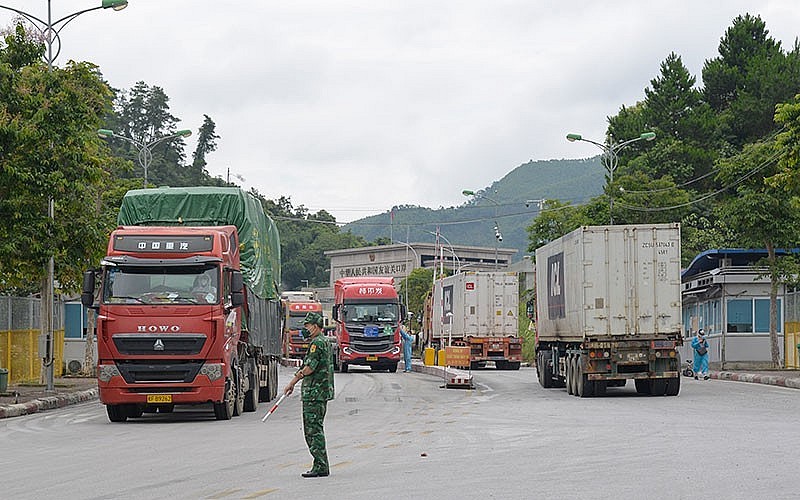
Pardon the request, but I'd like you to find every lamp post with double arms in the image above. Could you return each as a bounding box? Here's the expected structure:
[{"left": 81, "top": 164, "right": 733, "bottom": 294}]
[
  {"left": 566, "top": 131, "right": 656, "bottom": 224},
  {"left": 98, "top": 129, "right": 192, "bottom": 188},
  {"left": 0, "top": 0, "right": 128, "bottom": 392},
  {"left": 462, "top": 189, "right": 503, "bottom": 270}
]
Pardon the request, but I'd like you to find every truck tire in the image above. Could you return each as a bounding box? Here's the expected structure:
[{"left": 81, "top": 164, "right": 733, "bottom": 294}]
[
  {"left": 576, "top": 362, "right": 594, "bottom": 398},
  {"left": 495, "top": 360, "right": 507, "bottom": 370},
  {"left": 665, "top": 376, "right": 680, "bottom": 396},
  {"left": 388, "top": 363, "right": 398, "bottom": 373},
  {"left": 566, "top": 357, "right": 575, "bottom": 395},
  {"left": 106, "top": 404, "right": 127, "bottom": 422},
  {"left": 634, "top": 379, "right": 651, "bottom": 394},
  {"left": 340, "top": 362, "right": 348, "bottom": 373},
  {"left": 539, "top": 352, "right": 554, "bottom": 389},
  {"left": 214, "top": 377, "right": 235, "bottom": 420},
  {"left": 506, "top": 361, "right": 521, "bottom": 371},
  {"left": 244, "top": 371, "right": 258, "bottom": 412},
  {"left": 233, "top": 367, "right": 245, "bottom": 417},
  {"left": 650, "top": 379, "right": 667, "bottom": 396},
  {"left": 594, "top": 381, "right": 607, "bottom": 396}
]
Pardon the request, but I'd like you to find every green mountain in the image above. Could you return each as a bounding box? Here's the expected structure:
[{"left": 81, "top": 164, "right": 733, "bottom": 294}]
[{"left": 344, "top": 157, "right": 604, "bottom": 259}]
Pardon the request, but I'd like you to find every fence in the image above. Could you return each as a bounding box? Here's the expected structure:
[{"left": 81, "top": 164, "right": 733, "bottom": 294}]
[
  {"left": 785, "top": 291, "right": 800, "bottom": 369},
  {"left": 0, "top": 296, "right": 65, "bottom": 384}
]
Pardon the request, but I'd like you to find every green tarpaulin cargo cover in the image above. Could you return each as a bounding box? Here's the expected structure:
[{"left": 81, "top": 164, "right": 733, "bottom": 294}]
[{"left": 117, "top": 187, "right": 281, "bottom": 299}]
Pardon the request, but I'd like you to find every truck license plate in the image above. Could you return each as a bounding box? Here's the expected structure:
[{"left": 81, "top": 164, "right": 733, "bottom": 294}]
[
  {"left": 366, "top": 355, "right": 378, "bottom": 361},
  {"left": 146, "top": 394, "right": 172, "bottom": 404}
]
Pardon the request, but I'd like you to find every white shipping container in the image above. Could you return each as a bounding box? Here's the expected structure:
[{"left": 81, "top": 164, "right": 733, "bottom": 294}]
[
  {"left": 535, "top": 224, "right": 682, "bottom": 341},
  {"left": 431, "top": 272, "right": 518, "bottom": 340}
]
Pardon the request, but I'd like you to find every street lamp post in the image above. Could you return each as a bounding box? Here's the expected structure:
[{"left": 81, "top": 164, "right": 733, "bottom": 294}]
[
  {"left": 98, "top": 129, "right": 192, "bottom": 188},
  {"left": 0, "top": 0, "right": 128, "bottom": 392},
  {"left": 392, "top": 240, "right": 419, "bottom": 311},
  {"left": 423, "top": 230, "right": 460, "bottom": 273},
  {"left": 462, "top": 189, "right": 503, "bottom": 270},
  {"left": 566, "top": 131, "right": 656, "bottom": 224}
]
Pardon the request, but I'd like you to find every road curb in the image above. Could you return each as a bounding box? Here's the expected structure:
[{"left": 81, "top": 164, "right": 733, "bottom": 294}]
[
  {"left": 711, "top": 371, "right": 800, "bottom": 390},
  {"left": 0, "top": 388, "right": 99, "bottom": 419}
]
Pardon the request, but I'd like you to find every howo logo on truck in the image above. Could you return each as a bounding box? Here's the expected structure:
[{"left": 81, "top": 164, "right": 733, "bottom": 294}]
[{"left": 137, "top": 325, "right": 182, "bottom": 332}]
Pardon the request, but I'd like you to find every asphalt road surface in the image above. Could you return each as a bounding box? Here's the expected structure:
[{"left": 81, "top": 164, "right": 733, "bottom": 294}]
[{"left": 1, "top": 365, "right": 798, "bottom": 499}]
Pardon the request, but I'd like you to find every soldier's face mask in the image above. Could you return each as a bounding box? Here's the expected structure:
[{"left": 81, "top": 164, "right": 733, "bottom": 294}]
[{"left": 300, "top": 327, "right": 310, "bottom": 339}]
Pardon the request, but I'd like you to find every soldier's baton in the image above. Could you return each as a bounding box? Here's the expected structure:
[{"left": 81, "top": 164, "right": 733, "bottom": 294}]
[{"left": 261, "top": 393, "right": 287, "bottom": 422}]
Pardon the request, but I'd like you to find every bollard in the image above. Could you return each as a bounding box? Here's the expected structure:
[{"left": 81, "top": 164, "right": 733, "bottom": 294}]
[{"left": 0, "top": 368, "right": 8, "bottom": 394}]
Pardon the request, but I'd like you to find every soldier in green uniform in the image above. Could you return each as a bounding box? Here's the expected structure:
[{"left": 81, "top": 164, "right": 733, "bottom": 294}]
[{"left": 284, "top": 311, "right": 335, "bottom": 478}]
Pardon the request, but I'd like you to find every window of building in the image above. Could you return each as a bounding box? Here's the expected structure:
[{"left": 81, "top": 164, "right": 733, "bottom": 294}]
[
  {"left": 727, "top": 299, "right": 753, "bottom": 333},
  {"left": 726, "top": 298, "right": 782, "bottom": 333}
]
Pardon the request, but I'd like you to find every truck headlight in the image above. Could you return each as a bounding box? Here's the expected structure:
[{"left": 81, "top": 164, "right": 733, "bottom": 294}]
[
  {"left": 200, "top": 363, "right": 223, "bottom": 381},
  {"left": 98, "top": 364, "right": 121, "bottom": 382}
]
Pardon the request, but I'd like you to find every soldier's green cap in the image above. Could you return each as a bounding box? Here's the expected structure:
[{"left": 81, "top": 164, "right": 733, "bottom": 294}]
[{"left": 303, "top": 312, "right": 324, "bottom": 327}]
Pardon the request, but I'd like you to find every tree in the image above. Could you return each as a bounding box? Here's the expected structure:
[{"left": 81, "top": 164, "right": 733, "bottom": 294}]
[
  {"left": 190, "top": 114, "right": 219, "bottom": 184},
  {"left": 703, "top": 14, "right": 799, "bottom": 147},
  {"left": 0, "top": 24, "right": 118, "bottom": 293},
  {"left": 398, "top": 267, "right": 437, "bottom": 333},
  {"left": 715, "top": 139, "right": 800, "bottom": 368},
  {"left": 526, "top": 199, "right": 584, "bottom": 254}
]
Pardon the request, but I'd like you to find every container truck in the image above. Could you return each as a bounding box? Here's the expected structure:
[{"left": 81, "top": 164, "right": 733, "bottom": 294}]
[
  {"left": 425, "top": 272, "right": 522, "bottom": 370},
  {"left": 534, "top": 223, "right": 683, "bottom": 397},
  {"left": 81, "top": 187, "right": 282, "bottom": 421},
  {"left": 332, "top": 277, "right": 405, "bottom": 372},
  {"left": 281, "top": 297, "right": 323, "bottom": 359}
]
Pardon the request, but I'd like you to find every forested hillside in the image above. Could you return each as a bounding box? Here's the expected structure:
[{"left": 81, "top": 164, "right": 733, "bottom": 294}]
[{"left": 344, "top": 157, "right": 604, "bottom": 257}]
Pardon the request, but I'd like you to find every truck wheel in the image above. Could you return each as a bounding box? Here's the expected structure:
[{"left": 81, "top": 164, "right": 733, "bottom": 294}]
[
  {"left": 543, "top": 360, "right": 554, "bottom": 388},
  {"left": 388, "top": 363, "right": 398, "bottom": 373},
  {"left": 233, "top": 368, "right": 245, "bottom": 417},
  {"left": 244, "top": 371, "right": 258, "bottom": 412},
  {"left": 214, "top": 378, "right": 235, "bottom": 420},
  {"left": 665, "top": 376, "right": 680, "bottom": 396},
  {"left": 576, "top": 362, "right": 594, "bottom": 398},
  {"left": 495, "top": 360, "right": 507, "bottom": 370},
  {"left": 650, "top": 379, "right": 667, "bottom": 396},
  {"left": 594, "top": 381, "right": 607, "bottom": 396},
  {"left": 566, "top": 357, "right": 575, "bottom": 395},
  {"left": 106, "top": 404, "right": 127, "bottom": 422},
  {"left": 506, "top": 361, "right": 521, "bottom": 371},
  {"left": 340, "top": 362, "right": 348, "bottom": 373},
  {"left": 634, "top": 379, "right": 651, "bottom": 394}
]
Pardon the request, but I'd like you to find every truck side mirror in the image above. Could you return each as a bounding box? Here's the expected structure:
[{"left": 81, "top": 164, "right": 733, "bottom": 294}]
[
  {"left": 230, "top": 271, "right": 244, "bottom": 307},
  {"left": 332, "top": 304, "right": 341, "bottom": 323},
  {"left": 400, "top": 304, "right": 407, "bottom": 322},
  {"left": 81, "top": 271, "right": 96, "bottom": 308}
]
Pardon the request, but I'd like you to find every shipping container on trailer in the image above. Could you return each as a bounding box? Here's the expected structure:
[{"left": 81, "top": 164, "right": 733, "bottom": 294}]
[{"left": 534, "top": 223, "right": 683, "bottom": 396}]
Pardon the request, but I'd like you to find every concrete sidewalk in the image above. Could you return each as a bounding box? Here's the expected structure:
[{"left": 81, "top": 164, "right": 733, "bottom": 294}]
[{"left": 2, "top": 365, "right": 799, "bottom": 419}]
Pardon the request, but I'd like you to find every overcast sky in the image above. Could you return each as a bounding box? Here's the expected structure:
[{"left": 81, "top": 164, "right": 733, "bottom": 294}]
[{"left": 3, "top": 1, "right": 800, "bottom": 223}]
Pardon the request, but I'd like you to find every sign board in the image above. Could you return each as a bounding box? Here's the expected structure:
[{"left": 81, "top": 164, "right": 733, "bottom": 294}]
[{"left": 445, "top": 346, "right": 470, "bottom": 368}]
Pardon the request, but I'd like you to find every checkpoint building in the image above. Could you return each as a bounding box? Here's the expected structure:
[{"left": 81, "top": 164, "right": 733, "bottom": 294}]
[{"left": 324, "top": 243, "right": 517, "bottom": 287}]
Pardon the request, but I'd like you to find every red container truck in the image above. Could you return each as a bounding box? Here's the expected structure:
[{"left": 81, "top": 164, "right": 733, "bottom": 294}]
[
  {"left": 331, "top": 277, "right": 405, "bottom": 373},
  {"left": 81, "top": 187, "right": 282, "bottom": 421},
  {"left": 282, "top": 298, "right": 323, "bottom": 359}
]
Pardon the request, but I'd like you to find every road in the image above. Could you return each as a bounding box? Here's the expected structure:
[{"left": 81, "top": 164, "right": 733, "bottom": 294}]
[{"left": 1, "top": 365, "right": 798, "bottom": 499}]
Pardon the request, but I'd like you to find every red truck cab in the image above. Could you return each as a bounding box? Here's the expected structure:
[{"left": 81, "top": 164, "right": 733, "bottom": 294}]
[
  {"left": 332, "top": 277, "right": 405, "bottom": 373},
  {"left": 83, "top": 225, "right": 248, "bottom": 421},
  {"left": 282, "top": 300, "right": 323, "bottom": 359}
]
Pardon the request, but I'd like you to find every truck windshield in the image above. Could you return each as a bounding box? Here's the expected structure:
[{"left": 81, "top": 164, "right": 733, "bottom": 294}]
[
  {"left": 103, "top": 265, "right": 219, "bottom": 305},
  {"left": 287, "top": 315, "right": 309, "bottom": 330},
  {"left": 343, "top": 302, "right": 398, "bottom": 323}
]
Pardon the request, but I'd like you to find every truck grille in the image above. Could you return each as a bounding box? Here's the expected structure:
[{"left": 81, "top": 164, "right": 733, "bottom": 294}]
[
  {"left": 350, "top": 336, "right": 394, "bottom": 353},
  {"left": 113, "top": 334, "right": 207, "bottom": 355},
  {"left": 116, "top": 360, "right": 204, "bottom": 383}
]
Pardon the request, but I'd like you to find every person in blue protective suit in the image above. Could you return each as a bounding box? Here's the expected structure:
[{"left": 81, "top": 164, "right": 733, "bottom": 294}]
[
  {"left": 691, "top": 329, "right": 710, "bottom": 380},
  {"left": 399, "top": 322, "right": 414, "bottom": 372}
]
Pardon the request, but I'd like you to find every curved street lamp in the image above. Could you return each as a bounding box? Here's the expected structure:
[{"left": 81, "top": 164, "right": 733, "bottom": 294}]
[
  {"left": 423, "top": 230, "right": 460, "bottom": 273},
  {"left": 0, "top": 0, "right": 128, "bottom": 393},
  {"left": 462, "top": 189, "right": 503, "bottom": 270},
  {"left": 566, "top": 131, "right": 656, "bottom": 224},
  {"left": 1, "top": 0, "right": 128, "bottom": 70},
  {"left": 98, "top": 129, "right": 192, "bottom": 188}
]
